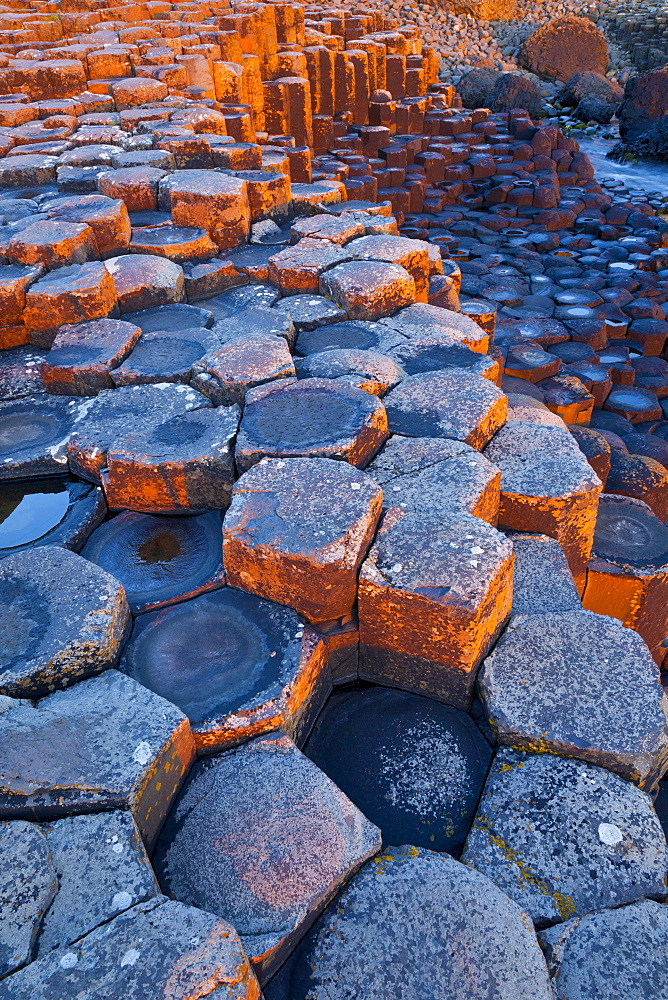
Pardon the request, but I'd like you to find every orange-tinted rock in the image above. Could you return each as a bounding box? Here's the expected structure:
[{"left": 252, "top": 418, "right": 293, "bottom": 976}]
[
  {"left": 349, "top": 233, "right": 432, "bottom": 302},
  {"left": 319, "top": 259, "right": 416, "bottom": 319},
  {"left": 191, "top": 337, "right": 295, "bottom": 407},
  {"left": 46, "top": 194, "right": 131, "bottom": 257},
  {"left": 8, "top": 220, "right": 98, "bottom": 270},
  {"left": 224, "top": 457, "right": 383, "bottom": 622},
  {"left": 104, "top": 254, "right": 184, "bottom": 313},
  {"left": 358, "top": 507, "right": 514, "bottom": 708},
  {"left": 583, "top": 494, "right": 668, "bottom": 661},
  {"left": 166, "top": 169, "right": 251, "bottom": 250},
  {"left": 25, "top": 262, "right": 117, "bottom": 347},
  {"left": 101, "top": 404, "right": 240, "bottom": 514},
  {"left": 98, "top": 166, "right": 167, "bottom": 213},
  {"left": 484, "top": 421, "right": 603, "bottom": 592},
  {"left": 41, "top": 318, "right": 141, "bottom": 396},
  {"left": 520, "top": 15, "right": 608, "bottom": 82},
  {"left": 269, "top": 239, "right": 351, "bottom": 295}
]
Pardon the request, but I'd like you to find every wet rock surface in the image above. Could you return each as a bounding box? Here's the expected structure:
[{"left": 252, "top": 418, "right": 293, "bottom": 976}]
[
  {"left": 123, "top": 587, "right": 329, "bottom": 752},
  {"left": 304, "top": 685, "right": 493, "bottom": 854}
]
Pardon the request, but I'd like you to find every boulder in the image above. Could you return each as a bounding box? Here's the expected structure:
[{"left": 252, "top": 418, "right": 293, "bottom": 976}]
[
  {"left": 613, "top": 114, "right": 668, "bottom": 163},
  {"left": 521, "top": 16, "right": 608, "bottom": 83},
  {"left": 492, "top": 74, "right": 543, "bottom": 117},
  {"left": 619, "top": 67, "right": 668, "bottom": 142},
  {"left": 574, "top": 95, "right": 616, "bottom": 125},
  {"left": 560, "top": 71, "right": 623, "bottom": 107}
]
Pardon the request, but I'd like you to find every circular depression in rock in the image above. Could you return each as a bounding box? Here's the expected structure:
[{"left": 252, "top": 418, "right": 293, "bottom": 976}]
[
  {"left": 0, "top": 478, "right": 71, "bottom": 549},
  {"left": 304, "top": 685, "right": 493, "bottom": 854},
  {"left": 82, "top": 510, "right": 223, "bottom": 611},
  {"left": 123, "top": 587, "right": 302, "bottom": 722}
]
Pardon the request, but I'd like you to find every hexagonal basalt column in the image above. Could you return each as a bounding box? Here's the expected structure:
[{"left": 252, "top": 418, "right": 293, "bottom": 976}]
[
  {"left": 270, "top": 847, "right": 553, "bottom": 1000},
  {"left": 583, "top": 494, "right": 668, "bottom": 660},
  {"left": 539, "top": 900, "right": 668, "bottom": 1000},
  {"left": 0, "top": 670, "right": 194, "bottom": 849},
  {"left": 510, "top": 532, "right": 582, "bottom": 615},
  {"left": 104, "top": 255, "right": 184, "bottom": 314},
  {"left": 0, "top": 546, "right": 130, "bottom": 698},
  {"left": 102, "top": 404, "right": 240, "bottom": 514},
  {"left": 382, "top": 370, "right": 507, "bottom": 450},
  {"left": 82, "top": 511, "right": 225, "bottom": 615},
  {"left": 35, "top": 811, "right": 160, "bottom": 956},
  {"left": 152, "top": 735, "right": 381, "bottom": 983},
  {"left": 0, "top": 395, "right": 83, "bottom": 481},
  {"left": 0, "top": 820, "right": 57, "bottom": 978},
  {"left": 479, "top": 610, "right": 668, "bottom": 790},
  {"left": 319, "top": 260, "right": 416, "bottom": 320},
  {"left": 1, "top": 898, "right": 260, "bottom": 1000},
  {"left": 122, "top": 587, "right": 330, "bottom": 753},
  {"left": 484, "top": 421, "right": 602, "bottom": 592},
  {"left": 268, "top": 239, "right": 352, "bottom": 295},
  {"left": 191, "top": 338, "right": 295, "bottom": 407},
  {"left": 381, "top": 302, "right": 490, "bottom": 354},
  {"left": 348, "top": 234, "right": 432, "bottom": 302},
  {"left": 367, "top": 435, "right": 500, "bottom": 525},
  {"left": 462, "top": 748, "right": 667, "bottom": 928},
  {"left": 235, "top": 379, "right": 388, "bottom": 472},
  {"left": 41, "top": 318, "right": 141, "bottom": 396},
  {"left": 358, "top": 509, "right": 513, "bottom": 709},
  {"left": 304, "top": 685, "right": 493, "bottom": 855},
  {"left": 24, "top": 263, "right": 117, "bottom": 348},
  {"left": 294, "top": 349, "right": 404, "bottom": 396},
  {"left": 66, "top": 383, "right": 211, "bottom": 483},
  {"left": 166, "top": 169, "right": 251, "bottom": 250},
  {"left": 224, "top": 458, "right": 383, "bottom": 622}
]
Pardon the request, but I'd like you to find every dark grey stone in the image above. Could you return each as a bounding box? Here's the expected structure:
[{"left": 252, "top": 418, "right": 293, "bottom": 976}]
[
  {"left": 0, "top": 670, "right": 194, "bottom": 849},
  {"left": 269, "top": 846, "right": 553, "bottom": 1000},
  {"left": 153, "top": 735, "right": 381, "bottom": 982},
  {"left": 294, "top": 349, "right": 404, "bottom": 395},
  {"left": 213, "top": 305, "right": 295, "bottom": 349},
  {"left": 304, "top": 685, "right": 493, "bottom": 855},
  {"left": 462, "top": 747, "right": 667, "bottom": 928},
  {"left": 235, "top": 378, "right": 388, "bottom": 471},
  {"left": 539, "top": 899, "right": 668, "bottom": 1000},
  {"left": 294, "top": 320, "right": 399, "bottom": 357},
  {"left": 0, "top": 347, "right": 47, "bottom": 401},
  {"left": 0, "top": 897, "right": 260, "bottom": 999},
  {"left": 203, "top": 284, "right": 279, "bottom": 320},
  {"left": 382, "top": 370, "right": 506, "bottom": 449},
  {"left": 122, "top": 302, "right": 214, "bottom": 333},
  {"left": 273, "top": 294, "right": 346, "bottom": 330},
  {"left": 0, "top": 820, "right": 57, "bottom": 977},
  {"left": 366, "top": 434, "right": 500, "bottom": 521},
  {"left": 510, "top": 532, "right": 582, "bottom": 614},
  {"left": 0, "top": 546, "right": 130, "bottom": 697},
  {"left": 479, "top": 610, "right": 668, "bottom": 790},
  {"left": 37, "top": 811, "right": 160, "bottom": 955},
  {"left": 0, "top": 477, "right": 106, "bottom": 557},
  {"left": 0, "top": 395, "right": 83, "bottom": 480},
  {"left": 381, "top": 302, "right": 489, "bottom": 353},
  {"left": 111, "top": 328, "right": 216, "bottom": 386}
]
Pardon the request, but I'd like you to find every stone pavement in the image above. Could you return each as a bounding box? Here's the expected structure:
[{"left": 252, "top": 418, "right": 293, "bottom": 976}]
[{"left": 0, "top": 1, "right": 667, "bottom": 998}]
